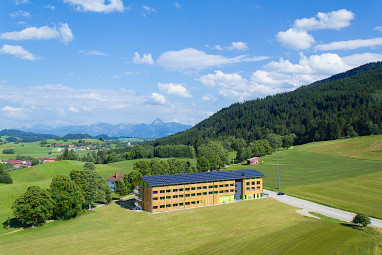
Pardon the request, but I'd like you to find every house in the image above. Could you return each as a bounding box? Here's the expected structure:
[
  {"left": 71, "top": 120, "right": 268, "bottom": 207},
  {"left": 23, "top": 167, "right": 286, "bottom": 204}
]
[
  {"left": 247, "top": 157, "right": 259, "bottom": 165},
  {"left": 38, "top": 158, "right": 56, "bottom": 163},
  {"left": 107, "top": 173, "right": 126, "bottom": 192},
  {"left": 133, "top": 169, "right": 264, "bottom": 212}
]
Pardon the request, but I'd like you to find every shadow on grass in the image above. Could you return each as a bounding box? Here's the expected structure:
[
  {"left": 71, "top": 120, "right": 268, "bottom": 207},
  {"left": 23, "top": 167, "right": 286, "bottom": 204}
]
[
  {"left": 115, "top": 199, "right": 136, "bottom": 211},
  {"left": 340, "top": 223, "right": 365, "bottom": 231},
  {"left": 2, "top": 217, "right": 23, "bottom": 230}
]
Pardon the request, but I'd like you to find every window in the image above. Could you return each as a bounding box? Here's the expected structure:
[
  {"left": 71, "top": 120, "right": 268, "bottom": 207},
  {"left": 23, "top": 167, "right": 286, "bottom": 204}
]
[
  {"left": 166, "top": 204, "right": 171, "bottom": 208},
  {"left": 191, "top": 193, "right": 196, "bottom": 197},
  {"left": 153, "top": 191, "right": 158, "bottom": 194},
  {"left": 246, "top": 182, "right": 250, "bottom": 185},
  {"left": 257, "top": 181, "right": 261, "bottom": 185},
  {"left": 166, "top": 190, "right": 171, "bottom": 193},
  {"left": 208, "top": 191, "right": 213, "bottom": 194},
  {"left": 185, "top": 188, "right": 190, "bottom": 191},
  {"left": 230, "top": 184, "right": 234, "bottom": 186},
  {"left": 179, "top": 203, "right": 184, "bottom": 206},
  {"left": 219, "top": 190, "right": 223, "bottom": 193},
  {"left": 257, "top": 187, "right": 260, "bottom": 190},
  {"left": 252, "top": 182, "right": 255, "bottom": 185},
  {"left": 191, "top": 201, "right": 196, "bottom": 204},
  {"left": 197, "top": 193, "right": 201, "bottom": 196},
  {"left": 203, "top": 186, "right": 207, "bottom": 189},
  {"left": 224, "top": 190, "right": 229, "bottom": 193},
  {"left": 197, "top": 201, "right": 202, "bottom": 204},
  {"left": 185, "top": 194, "right": 190, "bottom": 197},
  {"left": 153, "top": 197, "right": 158, "bottom": 200},
  {"left": 230, "top": 189, "right": 234, "bottom": 192},
  {"left": 173, "top": 195, "right": 178, "bottom": 198},
  {"left": 160, "top": 190, "right": 165, "bottom": 193},
  {"left": 214, "top": 185, "right": 218, "bottom": 188},
  {"left": 191, "top": 187, "right": 196, "bottom": 190},
  {"left": 246, "top": 188, "right": 250, "bottom": 191},
  {"left": 214, "top": 191, "right": 218, "bottom": 194},
  {"left": 225, "top": 184, "right": 229, "bottom": 187},
  {"left": 173, "top": 189, "right": 178, "bottom": 192},
  {"left": 179, "top": 188, "right": 184, "bottom": 191},
  {"left": 173, "top": 203, "right": 178, "bottom": 207},
  {"left": 160, "top": 197, "right": 165, "bottom": 200},
  {"left": 197, "top": 187, "right": 201, "bottom": 190},
  {"left": 203, "top": 192, "right": 207, "bottom": 195},
  {"left": 179, "top": 194, "right": 184, "bottom": 198},
  {"left": 209, "top": 186, "right": 213, "bottom": 189},
  {"left": 160, "top": 205, "right": 165, "bottom": 208},
  {"left": 185, "top": 202, "right": 190, "bottom": 205},
  {"left": 153, "top": 206, "right": 158, "bottom": 209},
  {"left": 252, "top": 187, "right": 255, "bottom": 191},
  {"left": 166, "top": 196, "right": 171, "bottom": 199},
  {"left": 219, "top": 185, "right": 224, "bottom": 187}
]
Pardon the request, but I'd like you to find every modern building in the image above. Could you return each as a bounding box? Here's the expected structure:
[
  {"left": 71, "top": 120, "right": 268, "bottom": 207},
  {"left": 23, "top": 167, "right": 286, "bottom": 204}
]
[
  {"left": 133, "top": 169, "right": 264, "bottom": 212},
  {"left": 107, "top": 173, "right": 126, "bottom": 192},
  {"left": 247, "top": 157, "right": 259, "bottom": 165}
]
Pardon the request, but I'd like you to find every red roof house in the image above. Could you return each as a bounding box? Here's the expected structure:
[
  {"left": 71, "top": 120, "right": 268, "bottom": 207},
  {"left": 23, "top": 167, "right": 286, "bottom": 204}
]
[
  {"left": 247, "top": 157, "right": 259, "bottom": 165},
  {"left": 107, "top": 173, "right": 126, "bottom": 192}
]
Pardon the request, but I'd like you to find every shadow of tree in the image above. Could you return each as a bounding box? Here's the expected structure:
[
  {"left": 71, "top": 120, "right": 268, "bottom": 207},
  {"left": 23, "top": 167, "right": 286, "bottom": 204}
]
[
  {"left": 115, "top": 199, "right": 136, "bottom": 210},
  {"left": 2, "top": 217, "right": 23, "bottom": 230},
  {"left": 340, "top": 223, "right": 364, "bottom": 231}
]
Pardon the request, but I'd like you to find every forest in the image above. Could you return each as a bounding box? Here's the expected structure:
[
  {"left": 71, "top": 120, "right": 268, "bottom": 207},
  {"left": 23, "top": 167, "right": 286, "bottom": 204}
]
[{"left": 151, "top": 62, "right": 382, "bottom": 147}]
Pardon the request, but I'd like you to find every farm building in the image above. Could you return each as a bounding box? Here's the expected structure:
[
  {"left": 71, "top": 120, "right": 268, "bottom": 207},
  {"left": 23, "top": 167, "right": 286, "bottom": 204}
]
[
  {"left": 107, "top": 173, "right": 126, "bottom": 192},
  {"left": 133, "top": 169, "right": 264, "bottom": 212},
  {"left": 247, "top": 157, "right": 259, "bottom": 165}
]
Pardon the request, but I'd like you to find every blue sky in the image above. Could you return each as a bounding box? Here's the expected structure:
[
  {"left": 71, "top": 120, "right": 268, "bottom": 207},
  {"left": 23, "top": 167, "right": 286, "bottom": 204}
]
[{"left": 1, "top": 0, "right": 382, "bottom": 129}]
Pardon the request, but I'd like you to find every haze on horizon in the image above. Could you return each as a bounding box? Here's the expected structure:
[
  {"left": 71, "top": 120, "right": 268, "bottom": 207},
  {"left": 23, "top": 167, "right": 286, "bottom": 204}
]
[{"left": 1, "top": 0, "right": 382, "bottom": 129}]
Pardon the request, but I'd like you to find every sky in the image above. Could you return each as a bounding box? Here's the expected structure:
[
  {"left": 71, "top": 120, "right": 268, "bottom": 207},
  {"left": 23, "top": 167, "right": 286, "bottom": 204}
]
[{"left": 1, "top": 0, "right": 382, "bottom": 129}]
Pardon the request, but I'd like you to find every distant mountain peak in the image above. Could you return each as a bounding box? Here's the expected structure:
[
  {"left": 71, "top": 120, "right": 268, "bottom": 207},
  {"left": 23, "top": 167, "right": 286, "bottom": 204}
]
[{"left": 151, "top": 118, "right": 164, "bottom": 125}]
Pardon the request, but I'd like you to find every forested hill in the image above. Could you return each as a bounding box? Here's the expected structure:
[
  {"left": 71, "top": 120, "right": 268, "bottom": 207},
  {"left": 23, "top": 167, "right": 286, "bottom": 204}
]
[{"left": 153, "top": 62, "right": 382, "bottom": 146}]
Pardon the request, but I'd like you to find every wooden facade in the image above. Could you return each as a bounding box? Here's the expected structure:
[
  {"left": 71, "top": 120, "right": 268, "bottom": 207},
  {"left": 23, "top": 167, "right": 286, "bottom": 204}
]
[{"left": 134, "top": 177, "right": 263, "bottom": 213}]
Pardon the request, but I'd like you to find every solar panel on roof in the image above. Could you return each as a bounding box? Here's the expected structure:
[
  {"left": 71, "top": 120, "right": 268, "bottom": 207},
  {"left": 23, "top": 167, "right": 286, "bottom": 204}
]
[{"left": 140, "top": 169, "right": 265, "bottom": 187}]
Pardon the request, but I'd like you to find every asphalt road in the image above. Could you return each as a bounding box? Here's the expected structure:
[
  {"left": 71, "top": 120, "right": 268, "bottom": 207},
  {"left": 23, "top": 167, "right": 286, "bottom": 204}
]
[{"left": 264, "top": 189, "right": 382, "bottom": 228}]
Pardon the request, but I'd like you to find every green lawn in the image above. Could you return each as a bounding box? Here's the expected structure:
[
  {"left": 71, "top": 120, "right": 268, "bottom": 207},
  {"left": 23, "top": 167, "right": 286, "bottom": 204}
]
[
  {"left": 226, "top": 135, "right": 382, "bottom": 218},
  {"left": 0, "top": 199, "right": 380, "bottom": 254}
]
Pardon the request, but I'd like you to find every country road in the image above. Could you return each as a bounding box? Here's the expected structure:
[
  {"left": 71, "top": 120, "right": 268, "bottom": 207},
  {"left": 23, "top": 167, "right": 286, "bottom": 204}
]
[{"left": 264, "top": 189, "right": 382, "bottom": 228}]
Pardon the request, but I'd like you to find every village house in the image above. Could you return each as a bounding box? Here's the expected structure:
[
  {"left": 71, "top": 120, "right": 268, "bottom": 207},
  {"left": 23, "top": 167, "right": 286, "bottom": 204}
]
[
  {"left": 247, "top": 157, "right": 259, "bottom": 165},
  {"left": 107, "top": 173, "right": 126, "bottom": 192}
]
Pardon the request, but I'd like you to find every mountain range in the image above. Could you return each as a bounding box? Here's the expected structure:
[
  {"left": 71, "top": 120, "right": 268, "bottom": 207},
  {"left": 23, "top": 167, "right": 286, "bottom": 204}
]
[{"left": 19, "top": 118, "right": 192, "bottom": 139}]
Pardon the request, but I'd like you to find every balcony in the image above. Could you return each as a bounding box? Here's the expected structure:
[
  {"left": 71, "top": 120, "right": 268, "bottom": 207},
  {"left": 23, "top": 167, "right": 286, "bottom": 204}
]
[
  {"left": 134, "top": 185, "right": 143, "bottom": 195},
  {"left": 134, "top": 201, "right": 142, "bottom": 210},
  {"left": 135, "top": 194, "right": 143, "bottom": 201}
]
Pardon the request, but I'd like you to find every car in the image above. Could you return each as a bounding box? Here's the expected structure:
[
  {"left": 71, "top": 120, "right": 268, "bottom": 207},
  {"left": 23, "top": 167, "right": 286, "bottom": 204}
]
[
  {"left": 277, "top": 192, "right": 285, "bottom": 195},
  {"left": 263, "top": 193, "right": 269, "bottom": 197}
]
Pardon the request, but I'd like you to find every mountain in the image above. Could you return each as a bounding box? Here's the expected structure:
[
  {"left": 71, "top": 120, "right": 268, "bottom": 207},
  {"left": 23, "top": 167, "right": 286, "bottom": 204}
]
[
  {"left": 153, "top": 62, "right": 382, "bottom": 146},
  {"left": 21, "top": 119, "right": 192, "bottom": 139},
  {"left": 0, "top": 129, "right": 56, "bottom": 142}
]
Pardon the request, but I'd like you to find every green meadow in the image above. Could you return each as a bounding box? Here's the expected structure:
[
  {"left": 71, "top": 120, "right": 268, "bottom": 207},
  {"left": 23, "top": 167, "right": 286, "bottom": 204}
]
[
  {"left": 227, "top": 134, "right": 382, "bottom": 218},
  {"left": 0, "top": 199, "right": 381, "bottom": 254}
]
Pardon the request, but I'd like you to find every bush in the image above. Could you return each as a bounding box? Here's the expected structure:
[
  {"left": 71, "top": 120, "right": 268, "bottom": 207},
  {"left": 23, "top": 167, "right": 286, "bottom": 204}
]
[
  {"left": 2, "top": 148, "right": 15, "bottom": 154},
  {"left": 0, "top": 165, "right": 13, "bottom": 184},
  {"left": 352, "top": 213, "right": 371, "bottom": 227}
]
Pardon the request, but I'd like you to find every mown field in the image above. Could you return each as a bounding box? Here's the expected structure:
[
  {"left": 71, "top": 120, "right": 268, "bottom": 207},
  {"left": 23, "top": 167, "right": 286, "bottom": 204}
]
[
  {"left": 1, "top": 198, "right": 381, "bottom": 255},
  {"left": 227, "top": 135, "right": 382, "bottom": 218}
]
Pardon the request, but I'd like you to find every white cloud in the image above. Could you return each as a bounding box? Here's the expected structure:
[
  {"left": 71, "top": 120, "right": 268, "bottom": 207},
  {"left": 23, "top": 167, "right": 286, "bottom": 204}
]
[
  {"left": 0, "top": 44, "right": 37, "bottom": 60},
  {"left": 124, "top": 72, "right": 139, "bottom": 76},
  {"left": 112, "top": 75, "right": 119, "bottom": 79},
  {"left": 14, "top": 0, "right": 29, "bottom": 5},
  {"left": 206, "top": 111, "right": 214, "bottom": 116},
  {"left": 1, "top": 23, "right": 73, "bottom": 44},
  {"left": 132, "top": 52, "right": 154, "bottom": 65},
  {"left": 175, "top": 3, "right": 181, "bottom": 9},
  {"left": 143, "top": 5, "right": 156, "bottom": 13},
  {"left": 341, "top": 52, "right": 382, "bottom": 67},
  {"left": 158, "top": 83, "right": 192, "bottom": 98},
  {"left": 315, "top": 37, "right": 382, "bottom": 51},
  {"left": 276, "top": 28, "right": 315, "bottom": 50},
  {"left": 1, "top": 106, "right": 24, "bottom": 118},
  {"left": 210, "top": 41, "right": 248, "bottom": 51},
  {"left": 202, "top": 95, "right": 217, "bottom": 102},
  {"left": 276, "top": 9, "right": 354, "bottom": 50},
  {"left": 148, "top": 93, "right": 167, "bottom": 104},
  {"left": 45, "top": 5, "right": 56, "bottom": 10},
  {"left": 374, "top": 26, "right": 382, "bottom": 32},
  {"left": 9, "top": 10, "right": 31, "bottom": 18},
  {"left": 294, "top": 9, "right": 354, "bottom": 31},
  {"left": 79, "top": 50, "right": 107, "bottom": 56},
  {"left": 68, "top": 107, "right": 79, "bottom": 112},
  {"left": 157, "top": 48, "right": 268, "bottom": 70},
  {"left": 63, "top": 0, "right": 124, "bottom": 13}
]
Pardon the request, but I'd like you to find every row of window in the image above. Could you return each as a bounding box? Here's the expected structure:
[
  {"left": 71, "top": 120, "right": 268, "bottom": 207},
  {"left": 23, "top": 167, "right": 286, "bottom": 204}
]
[
  {"left": 246, "top": 181, "right": 261, "bottom": 186},
  {"left": 152, "top": 190, "right": 235, "bottom": 200},
  {"left": 153, "top": 184, "right": 235, "bottom": 194},
  {"left": 246, "top": 187, "right": 261, "bottom": 191},
  {"left": 153, "top": 201, "right": 203, "bottom": 209}
]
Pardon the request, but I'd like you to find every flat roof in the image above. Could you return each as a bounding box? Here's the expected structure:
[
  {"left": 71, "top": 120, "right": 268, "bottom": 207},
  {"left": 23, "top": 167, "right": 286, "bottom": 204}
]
[{"left": 140, "top": 169, "right": 265, "bottom": 187}]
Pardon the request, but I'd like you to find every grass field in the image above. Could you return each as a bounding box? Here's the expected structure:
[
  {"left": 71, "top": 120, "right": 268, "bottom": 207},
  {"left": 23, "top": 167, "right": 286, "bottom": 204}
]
[
  {"left": 0, "top": 199, "right": 381, "bottom": 254},
  {"left": 227, "top": 135, "right": 382, "bottom": 218}
]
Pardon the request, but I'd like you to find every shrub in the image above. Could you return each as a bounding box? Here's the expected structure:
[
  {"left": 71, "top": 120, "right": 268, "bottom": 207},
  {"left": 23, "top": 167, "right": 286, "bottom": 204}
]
[
  {"left": 352, "top": 213, "right": 371, "bottom": 227},
  {"left": 0, "top": 165, "right": 13, "bottom": 184}
]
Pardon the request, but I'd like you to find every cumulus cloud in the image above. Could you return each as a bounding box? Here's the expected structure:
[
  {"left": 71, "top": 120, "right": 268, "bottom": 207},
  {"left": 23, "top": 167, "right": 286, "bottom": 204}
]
[
  {"left": 276, "top": 28, "right": 315, "bottom": 50},
  {"left": 210, "top": 42, "right": 248, "bottom": 51},
  {"left": 79, "top": 50, "right": 107, "bottom": 56},
  {"left": 199, "top": 51, "right": 381, "bottom": 101},
  {"left": 148, "top": 93, "right": 167, "bottom": 104},
  {"left": 0, "top": 23, "right": 73, "bottom": 44},
  {"left": 374, "top": 26, "right": 382, "bottom": 32},
  {"left": 158, "top": 83, "right": 192, "bottom": 98},
  {"left": 157, "top": 48, "right": 268, "bottom": 70},
  {"left": 132, "top": 52, "right": 154, "bottom": 65},
  {"left": 315, "top": 37, "right": 382, "bottom": 51},
  {"left": 0, "top": 44, "right": 37, "bottom": 60},
  {"left": 276, "top": 9, "right": 354, "bottom": 50},
  {"left": 9, "top": 10, "right": 31, "bottom": 18},
  {"left": 202, "top": 95, "right": 217, "bottom": 102},
  {"left": 14, "top": 0, "right": 29, "bottom": 5},
  {"left": 175, "top": 3, "right": 181, "bottom": 8},
  {"left": 63, "top": 0, "right": 124, "bottom": 13}
]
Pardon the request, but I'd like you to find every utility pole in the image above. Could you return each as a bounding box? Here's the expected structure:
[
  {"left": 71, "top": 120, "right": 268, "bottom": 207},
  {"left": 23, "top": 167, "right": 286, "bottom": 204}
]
[
  {"left": 233, "top": 150, "right": 235, "bottom": 165},
  {"left": 272, "top": 156, "right": 286, "bottom": 190}
]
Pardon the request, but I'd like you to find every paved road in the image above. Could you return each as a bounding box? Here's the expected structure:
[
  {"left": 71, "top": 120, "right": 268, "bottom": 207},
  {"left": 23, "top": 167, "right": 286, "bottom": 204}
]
[{"left": 264, "top": 189, "right": 382, "bottom": 228}]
